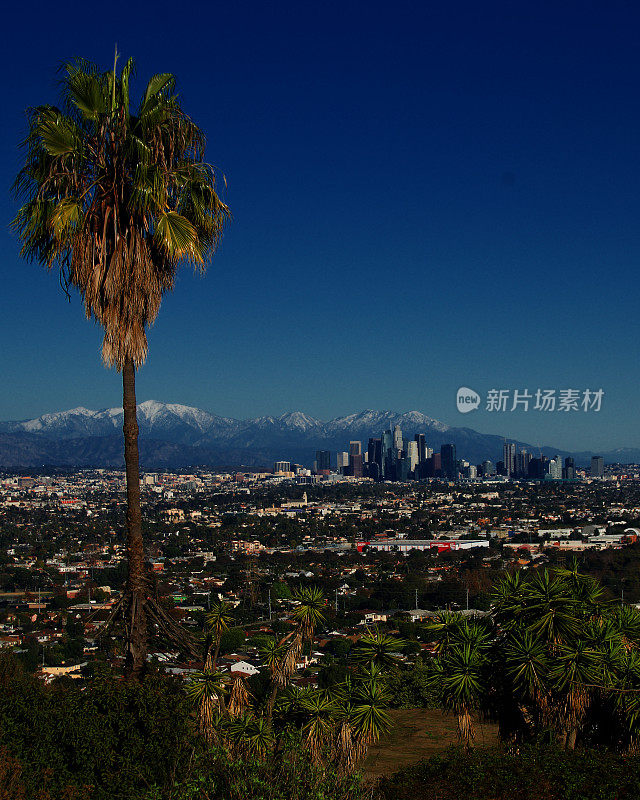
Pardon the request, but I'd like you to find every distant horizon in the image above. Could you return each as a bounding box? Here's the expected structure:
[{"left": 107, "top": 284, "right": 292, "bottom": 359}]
[{"left": 1, "top": 397, "right": 635, "bottom": 456}]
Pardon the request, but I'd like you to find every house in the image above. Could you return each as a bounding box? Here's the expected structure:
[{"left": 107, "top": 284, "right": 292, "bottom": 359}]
[{"left": 230, "top": 660, "right": 260, "bottom": 677}]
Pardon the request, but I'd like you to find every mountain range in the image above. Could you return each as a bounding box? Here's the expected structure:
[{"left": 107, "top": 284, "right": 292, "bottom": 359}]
[{"left": 0, "top": 400, "right": 637, "bottom": 470}]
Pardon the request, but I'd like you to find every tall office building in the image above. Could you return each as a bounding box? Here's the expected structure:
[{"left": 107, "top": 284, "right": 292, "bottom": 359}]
[
  {"left": 406, "top": 440, "right": 419, "bottom": 472},
  {"left": 337, "top": 452, "right": 349, "bottom": 473},
  {"left": 273, "top": 461, "right": 291, "bottom": 473},
  {"left": 396, "top": 457, "right": 410, "bottom": 481},
  {"left": 563, "top": 457, "right": 575, "bottom": 481},
  {"left": 591, "top": 456, "right": 604, "bottom": 478},
  {"left": 503, "top": 442, "right": 516, "bottom": 477},
  {"left": 368, "top": 438, "right": 382, "bottom": 476},
  {"left": 547, "top": 456, "right": 562, "bottom": 480},
  {"left": 515, "top": 449, "right": 531, "bottom": 478},
  {"left": 414, "top": 433, "right": 427, "bottom": 463},
  {"left": 441, "top": 444, "right": 457, "bottom": 480},
  {"left": 381, "top": 429, "right": 394, "bottom": 479},
  {"left": 315, "top": 450, "right": 331, "bottom": 473},
  {"left": 350, "top": 456, "right": 363, "bottom": 477},
  {"left": 349, "top": 441, "right": 362, "bottom": 457},
  {"left": 393, "top": 424, "right": 403, "bottom": 452}
]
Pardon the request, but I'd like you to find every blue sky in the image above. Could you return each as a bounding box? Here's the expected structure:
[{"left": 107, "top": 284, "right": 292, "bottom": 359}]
[{"left": 1, "top": 1, "right": 639, "bottom": 452}]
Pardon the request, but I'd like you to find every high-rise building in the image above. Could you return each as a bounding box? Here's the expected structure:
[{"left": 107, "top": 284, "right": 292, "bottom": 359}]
[
  {"left": 441, "top": 444, "right": 457, "bottom": 480},
  {"left": 349, "top": 441, "right": 362, "bottom": 457},
  {"left": 503, "top": 442, "right": 516, "bottom": 477},
  {"left": 314, "top": 450, "right": 331, "bottom": 474},
  {"left": 528, "top": 457, "right": 546, "bottom": 479},
  {"left": 393, "top": 424, "right": 403, "bottom": 452},
  {"left": 564, "top": 457, "right": 575, "bottom": 481},
  {"left": 481, "top": 460, "right": 495, "bottom": 476},
  {"left": 591, "top": 456, "right": 604, "bottom": 478},
  {"left": 349, "top": 454, "right": 363, "bottom": 478},
  {"left": 381, "top": 429, "right": 394, "bottom": 479},
  {"left": 414, "top": 434, "right": 427, "bottom": 463},
  {"left": 273, "top": 461, "right": 291, "bottom": 473},
  {"left": 368, "top": 438, "right": 382, "bottom": 476},
  {"left": 406, "top": 440, "right": 419, "bottom": 472},
  {"left": 515, "top": 449, "right": 531, "bottom": 478},
  {"left": 337, "top": 452, "right": 349, "bottom": 473},
  {"left": 396, "top": 457, "right": 410, "bottom": 481},
  {"left": 546, "top": 456, "right": 562, "bottom": 480}
]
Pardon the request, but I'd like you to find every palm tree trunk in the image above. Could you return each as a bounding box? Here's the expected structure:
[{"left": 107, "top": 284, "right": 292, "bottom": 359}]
[
  {"left": 212, "top": 637, "right": 221, "bottom": 669},
  {"left": 266, "top": 682, "right": 279, "bottom": 723},
  {"left": 122, "top": 356, "right": 147, "bottom": 679}
]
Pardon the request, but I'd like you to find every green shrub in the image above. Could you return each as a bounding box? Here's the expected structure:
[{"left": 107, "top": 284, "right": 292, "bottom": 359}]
[{"left": 377, "top": 745, "right": 640, "bottom": 800}]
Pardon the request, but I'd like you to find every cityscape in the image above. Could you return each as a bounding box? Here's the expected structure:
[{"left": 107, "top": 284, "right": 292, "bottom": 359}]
[
  {"left": 272, "top": 425, "right": 608, "bottom": 483},
  {"left": 2, "top": 3, "right": 640, "bottom": 800}
]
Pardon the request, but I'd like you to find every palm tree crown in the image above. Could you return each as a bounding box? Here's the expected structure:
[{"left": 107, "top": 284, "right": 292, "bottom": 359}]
[{"left": 13, "top": 55, "right": 230, "bottom": 369}]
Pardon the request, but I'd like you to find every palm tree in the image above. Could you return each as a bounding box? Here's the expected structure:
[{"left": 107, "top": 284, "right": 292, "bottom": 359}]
[
  {"left": 350, "top": 628, "right": 407, "bottom": 669},
  {"left": 205, "top": 601, "right": 233, "bottom": 668},
  {"left": 431, "top": 640, "right": 489, "bottom": 748},
  {"left": 549, "top": 639, "right": 599, "bottom": 749},
  {"left": 186, "top": 668, "right": 228, "bottom": 744},
  {"left": 12, "top": 55, "right": 229, "bottom": 679},
  {"left": 425, "top": 611, "right": 467, "bottom": 655},
  {"left": 285, "top": 586, "right": 327, "bottom": 667},
  {"left": 299, "top": 690, "right": 337, "bottom": 764},
  {"left": 264, "top": 587, "right": 327, "bottom": 722},
  {"left": 349, "top": 676, "right": 392, "bottom": 748},
  {"left": 227, "top": 673, "right": 252, "bottom": 718},
  {"left": 260, "top": 636, "right": 288, "bottom": 723}
]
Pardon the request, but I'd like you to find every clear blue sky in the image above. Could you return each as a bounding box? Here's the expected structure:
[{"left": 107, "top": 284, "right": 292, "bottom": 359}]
[{"left": 1, "top": 0, "right": 639, "bottom": 451}]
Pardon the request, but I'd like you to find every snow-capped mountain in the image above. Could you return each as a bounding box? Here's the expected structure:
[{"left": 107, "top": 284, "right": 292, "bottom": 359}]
[
  {"left": 325, "top": 410, "right": 450, "bottom": 437},
  {"left": 0, "top": 403, "right": 453, "bottom": 450},
  {"left": 0, "top": 401, "right": 636, "bottom": 468},
  {"left": 1, "top": 401, "right": 242, "bottom": 445}
]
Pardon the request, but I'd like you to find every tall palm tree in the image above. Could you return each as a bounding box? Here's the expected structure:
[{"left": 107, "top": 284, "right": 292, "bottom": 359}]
[
  {"left": 260, "top": 636, "right": 288, "bottom": 723},
  {"left": 264, "top": 587, "right": 327, "bottom": 722},
  {"left": 13, "top": 55, "right": 229, "bottom": 679}
]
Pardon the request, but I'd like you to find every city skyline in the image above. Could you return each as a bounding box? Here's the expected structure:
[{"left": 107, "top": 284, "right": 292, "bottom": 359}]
[
  {"left": 1, "top": 2, "right": 639, "bottom": 451},
  {"left": 0, "top": 400, "right": 637, "bottom": 460}
]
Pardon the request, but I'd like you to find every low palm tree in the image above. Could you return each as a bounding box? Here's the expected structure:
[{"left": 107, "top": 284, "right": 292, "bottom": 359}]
[
  {"left": 227, "top": 673, "right": 252, "bottom": 718},
  {"left": 350, "top": 676, "right": 392, "bottom": 748},
  {"left": 13, "top": 55, "right": 229, "bottom": 679},
  {"left": 431, "top": 640, "right": 489, "bottom": 748},
  {"left": 263, "top": 587, "right": 327, "bottom": 722},
  {"left": 186, "top": 668, "right": 228, "bottom": 743},
  {"left": 205, "top": 601, "right": 233, "bottom": 668},
  {"left": 299, "top": 690, "right": 337, "bottom": 764},
  {"left": 549, "top": 639, "right": 600, "bottom": 749},
  {"left": 351, "top": 628, "right": 407, "bottom": 669},
  {"left": 260, "top": 636, "right": 289, "bottom": 723}
]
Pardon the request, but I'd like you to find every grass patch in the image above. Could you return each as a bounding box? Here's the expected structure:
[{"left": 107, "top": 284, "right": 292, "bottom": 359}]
[{"left": 364, "top": 709, "right": 499, "bottom": 778}]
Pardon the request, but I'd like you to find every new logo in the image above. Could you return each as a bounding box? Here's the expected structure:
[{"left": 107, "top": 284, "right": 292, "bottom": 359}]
[{"left": 457, "top": 387, "right": 480, "bottom": 413}]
